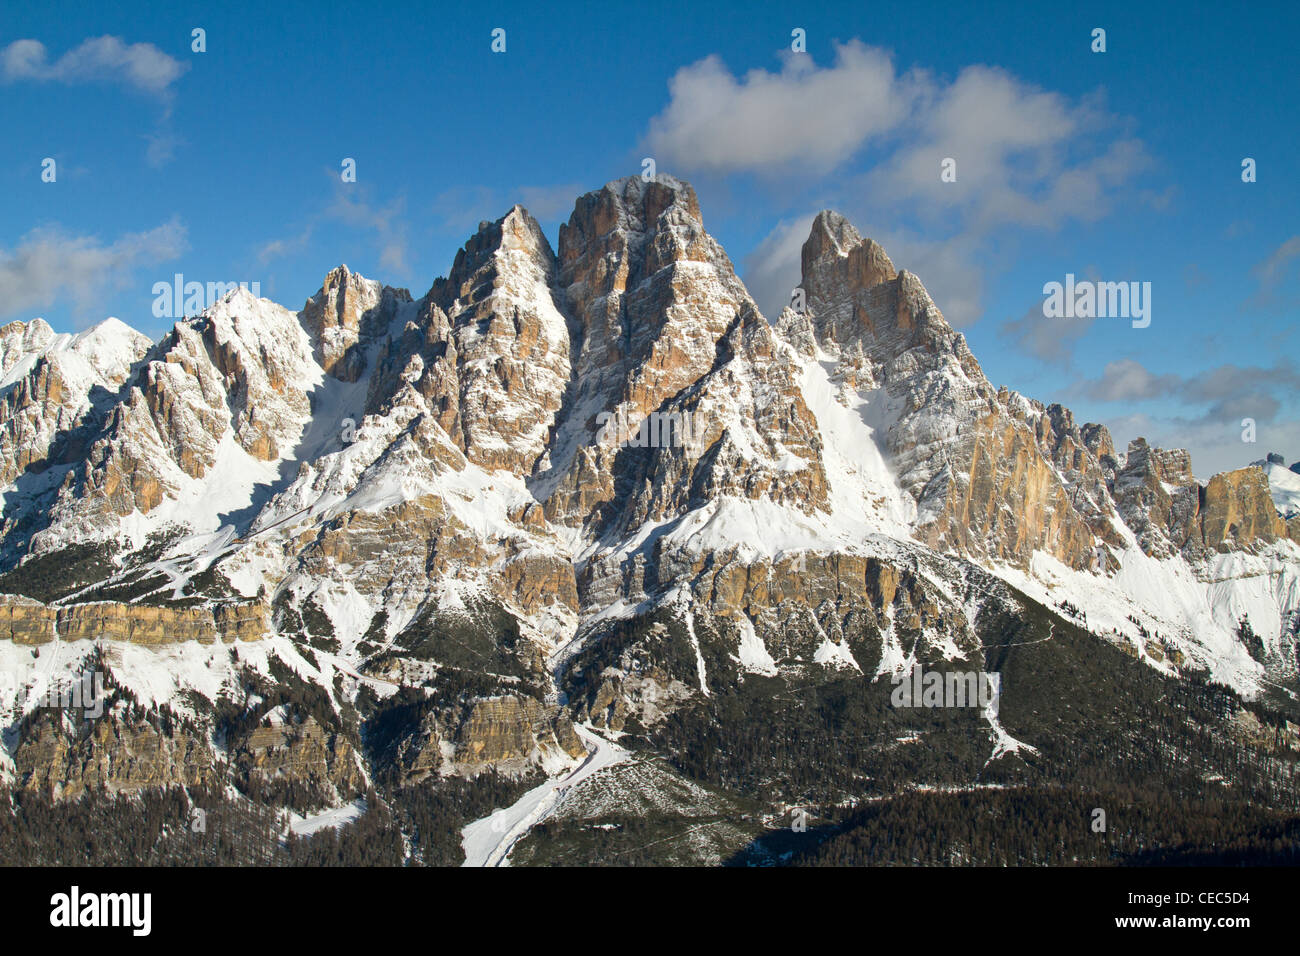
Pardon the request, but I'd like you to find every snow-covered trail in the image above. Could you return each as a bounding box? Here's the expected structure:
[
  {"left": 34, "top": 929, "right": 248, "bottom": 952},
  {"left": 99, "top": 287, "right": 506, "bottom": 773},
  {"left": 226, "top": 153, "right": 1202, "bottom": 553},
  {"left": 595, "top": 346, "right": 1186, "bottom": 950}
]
[
  {"left": 979, "top": 618, "right": 1056, "bottom": 651},
  {"left": 312, "top": 648, "right": 405, "bottom": 693},
  {"left": 460, "top": 724, "right": 628, "bottom": 867}
]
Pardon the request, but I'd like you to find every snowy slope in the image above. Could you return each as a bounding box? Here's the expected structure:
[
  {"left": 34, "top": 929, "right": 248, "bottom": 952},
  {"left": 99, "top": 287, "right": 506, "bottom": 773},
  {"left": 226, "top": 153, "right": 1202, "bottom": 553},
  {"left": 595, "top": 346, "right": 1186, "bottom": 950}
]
[{"left": 1258, "top": 460, "right": 1300, "bottom": 518}]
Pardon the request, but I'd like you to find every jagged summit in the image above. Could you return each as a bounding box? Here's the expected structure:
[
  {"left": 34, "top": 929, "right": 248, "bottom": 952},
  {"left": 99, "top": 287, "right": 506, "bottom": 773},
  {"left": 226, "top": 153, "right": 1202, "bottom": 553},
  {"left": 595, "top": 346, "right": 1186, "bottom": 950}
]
[
  {"left": 558, "top": 175, "right": 702, "bottom": 265},
  {"left": 301, "top": 264, "right": 410, "bottom": 382},
  {"left": 588, "top": 172, "right": 697, "bottom": 206},
  {"left": 802, "top": 210, "right": 897, "bottom": 298},
  {"left": 430, "top": 204, "right": 556, "bottom": 312}
]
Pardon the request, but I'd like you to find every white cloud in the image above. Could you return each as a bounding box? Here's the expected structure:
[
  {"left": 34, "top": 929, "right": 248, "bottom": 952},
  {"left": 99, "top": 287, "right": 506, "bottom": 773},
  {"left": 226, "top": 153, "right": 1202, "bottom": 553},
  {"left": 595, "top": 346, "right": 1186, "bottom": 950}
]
[
  {"left": 646, "top": 46, "right": 1148, "bottom": 233},
  {"left": 999, "top": 302, "right": 1096, "bottom": 364},
  {"left": 256, "top": 226, "right": 313, "bottom": 265},
  {"left": 1079, "top": 358, "right": 1300, "bottom": 408},
  {"left": 866, "top": 67, "right": 1150, "bottom": 232},
  {"left": 645, "top": 42, "right": 919, "bottom": 174},
  {"left": 1247, "top": 235, "right": 1300, "bottom": 309},
  {"left": 1, "top": 36, "right": 188, "bottom": 98},
  {"left": 1079, "top": 359, "right": 1181, "bottom": 401},
  {"left": 144, "top": 131, "right": 182, "bottom": 167},
  {"left": 0, "top": 220, "right": 187, "bottom": 321}
]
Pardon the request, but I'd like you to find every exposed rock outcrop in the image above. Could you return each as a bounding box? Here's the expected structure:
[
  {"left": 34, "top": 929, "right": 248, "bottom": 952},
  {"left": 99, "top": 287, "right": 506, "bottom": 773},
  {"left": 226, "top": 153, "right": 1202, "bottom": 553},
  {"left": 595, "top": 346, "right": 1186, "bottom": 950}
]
[
  {"left": 300, "top": 265, "right": 410, "bottom": 382},
  {"left": 1113, "top": 439, "right": 1201, "bottom": 557},
  {"left": 1200, "top": 467, "right": 1288, "bottom": 552},
  {"left": 0, "top": 594, "right": 269, "bottom": 646}
]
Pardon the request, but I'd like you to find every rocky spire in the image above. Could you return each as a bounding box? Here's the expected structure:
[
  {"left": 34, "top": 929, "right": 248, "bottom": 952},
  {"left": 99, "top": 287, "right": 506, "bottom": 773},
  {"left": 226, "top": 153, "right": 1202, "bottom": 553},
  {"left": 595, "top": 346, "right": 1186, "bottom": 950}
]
[
  {"left": 537, "top": 176, "right": 824, "bottom": 530},
  {"left": 301, "top": 265, "right": 409, "bottom": 382}
]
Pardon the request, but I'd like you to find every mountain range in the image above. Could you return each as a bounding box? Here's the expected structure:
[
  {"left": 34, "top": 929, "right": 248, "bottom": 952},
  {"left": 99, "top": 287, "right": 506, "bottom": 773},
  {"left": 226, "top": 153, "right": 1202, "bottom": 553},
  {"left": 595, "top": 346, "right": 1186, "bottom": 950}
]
[{"left": 1, "top": 176, "right": 1297, "bottom": 865}]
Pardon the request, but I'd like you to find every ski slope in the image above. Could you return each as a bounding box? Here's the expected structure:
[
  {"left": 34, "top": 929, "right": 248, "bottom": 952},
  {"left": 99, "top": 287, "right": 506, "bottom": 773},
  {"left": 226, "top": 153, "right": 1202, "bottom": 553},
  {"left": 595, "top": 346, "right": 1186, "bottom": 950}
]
[{"left": 460, "top": 724, "right": 628, "bottom": 867}]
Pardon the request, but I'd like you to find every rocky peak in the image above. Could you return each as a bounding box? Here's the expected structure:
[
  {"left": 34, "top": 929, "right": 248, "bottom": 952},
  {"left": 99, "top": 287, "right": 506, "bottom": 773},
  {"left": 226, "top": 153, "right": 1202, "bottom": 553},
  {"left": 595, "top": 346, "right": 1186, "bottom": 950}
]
[
  {"left": 1112, "top": 438, "right": 1201, "bottom": 557},
  {"left": 1023, "top": 403, "right": 1126, "bottom": 549},
  {"left": 0, "top": 318, "right": 58, "bottom": 381},
  {"left": 301, "top": 265, "right": 408, "bottom": 382},
  {"left": 72, "top": 319, "right": 155, "bottom": 379},
  {"left": 797, "top": 221, "right": 976, "bottom": 382},
  {"left": 431, "top": 205, "right": 557, "bottom": 311},
  {"left": 303, "top": 264, "right": 381, "bottom": 330},
  {"left": 358, "top": 205, "right": 571, "bottom": 476},
  {"left": 436, "top": 204, "right": 570, "bottom": 475},
  {"left": 14, "top": 292, "right": 321, "bottom": 559},
  {"left": 801, "top": 210, "right": 897, "bottom": 305},
  {"left": 0, "top": 317, "right": 153, "bottom": 490},
  {"left": 0, "top": 317, "right": 151, "bottom": 391},
  {"left": 1080, "top": 421, "right": 1117, "bottom": 465},
  {"left": 788, "top": 213, "right": 1094, "bottom": 568},
  {"left": 553, "top": 171, "right": 743, "bottom": 385},
  {"left": 558, "top": 175, "right": 702, "bottom": 262},
  {"left": 1107, "top": 440, "right": 1292, "bottom": 556},
  {"left": 540, "top": 176, "right": 782, "bottom": 527}
]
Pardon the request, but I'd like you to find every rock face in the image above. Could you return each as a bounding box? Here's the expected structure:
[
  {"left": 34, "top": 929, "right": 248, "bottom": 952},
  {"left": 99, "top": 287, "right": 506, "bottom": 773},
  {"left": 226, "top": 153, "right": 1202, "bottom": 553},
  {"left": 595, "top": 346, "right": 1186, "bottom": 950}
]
[
  {"left": 1113, "top": 439, "right": 1202, "bottom": 557},
  {"left": 12, "top": 693, "right": 361, "bottom": 802},
  {"left": 0, "top": 593, "right": 58, "bottom": 644},
  {"left": 1031, "top": 404, "right": 1125, "bottom": 551},
  {"left": 0, "top": 594, "right": 268, "bottom": 646},
  {"left": 0, "top": 318, "right": 152, "bottom": 487},
  {"left": 6, "top": 290, "right": 323, "bottom": 560},
  {"left": 1200, "top": 467, "right": 1288, "bottom": 552},
  {"left": 385, "top": 695, "right": 585, "bottom": 784},
  {"left": 232, "top": 715, "right": 363, "bottom": 798},
  {"left": 539, "top": 177, "right": 826, "bottom": 532},
  {"left": 421, "top": 207, "right": 571, "bottom": 475},
  {"left": 1110, "top": 447, "right": 1290, "bottom": 556},
  {"left": 300, "top": 265, "right": 409, "bottom": 382},
  {"left": 794, "top": 211, "right": 1096, "bottom": 568},
  {"left": 15, "top": 716, "right": 217, "bottom": 798},
  {"left": 451, "top": 696, "right": 585, "bottom": 771}
]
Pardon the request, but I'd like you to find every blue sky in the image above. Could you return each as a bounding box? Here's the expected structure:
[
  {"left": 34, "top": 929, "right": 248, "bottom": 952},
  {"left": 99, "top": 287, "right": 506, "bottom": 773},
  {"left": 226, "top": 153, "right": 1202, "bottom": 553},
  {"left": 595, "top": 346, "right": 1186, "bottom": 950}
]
[{"left": 2, "top": 0, "right": 1297, "bottom": 476}]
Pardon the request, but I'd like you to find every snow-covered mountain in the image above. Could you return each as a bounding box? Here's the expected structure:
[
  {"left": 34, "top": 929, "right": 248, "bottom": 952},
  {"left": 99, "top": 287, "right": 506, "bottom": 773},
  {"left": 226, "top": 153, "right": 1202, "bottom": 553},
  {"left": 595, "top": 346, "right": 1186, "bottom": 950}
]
[
  {"left": 1253, "top": 456, "right": 1300, "bottom": 519},
  {"left": 1, "top": 177, "right": 1298, "bottom": 862}
]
